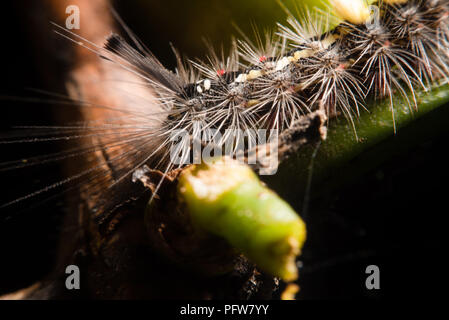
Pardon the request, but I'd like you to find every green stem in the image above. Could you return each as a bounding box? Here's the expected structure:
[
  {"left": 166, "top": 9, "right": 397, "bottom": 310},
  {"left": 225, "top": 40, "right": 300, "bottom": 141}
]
[
  {"left": 266, "top": 84, "right": 449, "bottom": 205},
  {"left": 177, "top": 157, "right": 306, "bottom": 281}
]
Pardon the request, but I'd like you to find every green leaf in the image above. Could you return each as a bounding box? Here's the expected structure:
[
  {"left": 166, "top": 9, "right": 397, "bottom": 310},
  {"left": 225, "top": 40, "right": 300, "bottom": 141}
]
[{"left": 266, "top": 84, "right": 449, "bottom": 206}]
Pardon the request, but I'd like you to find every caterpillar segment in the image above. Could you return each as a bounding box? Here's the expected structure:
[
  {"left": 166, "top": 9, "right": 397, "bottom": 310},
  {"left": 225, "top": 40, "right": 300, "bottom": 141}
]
[{"left": 134, "top": 0, "right": 447, "bottom": 138}]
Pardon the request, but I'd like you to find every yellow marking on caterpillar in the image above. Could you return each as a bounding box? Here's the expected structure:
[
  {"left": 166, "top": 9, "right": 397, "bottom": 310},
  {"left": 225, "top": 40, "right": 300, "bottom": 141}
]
[
  {"left": 290, "top": 35, "right": 337, "bottom": 62},
  {"left": 247, "top": 69, "right": 263, "bottom": 80},
  {"left": 231, "top": 34, "right": 337, "bottom": 85},
  {"left": 320, "top": 34, "right": 337, "bottom": 49},
  {"left": 235, "top": 73, "right": 248, "bottom": 83},
  {"left": 246, "top": 99, "right": 260, "bottom": 107},
  {"left": 294, "top": 49, "right": 314, "bottom": 60}
]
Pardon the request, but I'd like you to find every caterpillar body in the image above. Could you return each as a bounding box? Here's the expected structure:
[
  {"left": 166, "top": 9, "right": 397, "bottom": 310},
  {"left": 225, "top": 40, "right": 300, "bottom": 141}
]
[{"left": 1, "top": 0, "right": 448, "bottom": 226}]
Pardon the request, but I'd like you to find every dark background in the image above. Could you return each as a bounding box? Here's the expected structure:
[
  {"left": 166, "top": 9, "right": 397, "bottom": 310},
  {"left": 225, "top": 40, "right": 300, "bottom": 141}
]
[{"left": 0, "top": 0, "right": 447, "bottom": 299}]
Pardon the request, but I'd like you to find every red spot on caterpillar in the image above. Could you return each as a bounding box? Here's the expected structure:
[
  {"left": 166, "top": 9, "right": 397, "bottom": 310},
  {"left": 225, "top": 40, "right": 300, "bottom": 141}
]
[
  {"left": 217, "top": 69, "right": 226, "bottom": 76},
  {"left": 384, "top": 40, "right": 391, "bottom": 47},
  {"left": 259, "top": 56, "right": 267, "bottom": 62},
  {"left": 337, "top": 64, "right": 346, "bottom": 71}
]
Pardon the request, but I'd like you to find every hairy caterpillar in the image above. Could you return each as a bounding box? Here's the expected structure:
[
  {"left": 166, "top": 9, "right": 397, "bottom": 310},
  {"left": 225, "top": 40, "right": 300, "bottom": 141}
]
[
  {"left": 0, "top": 0, "right": 446, "bottom": 225},
  {"left": 0, "top": 0, "right": 448, "bottom": 298}
]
